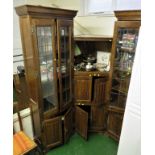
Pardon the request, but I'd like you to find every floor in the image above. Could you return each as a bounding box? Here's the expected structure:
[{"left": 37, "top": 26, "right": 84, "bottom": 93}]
[{"left": 46, "top": 133, "right": 118, "bottom": 155}]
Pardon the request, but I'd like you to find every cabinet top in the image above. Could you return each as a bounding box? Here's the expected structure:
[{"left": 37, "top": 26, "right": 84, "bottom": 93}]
[
  {"left": 15, "top": 5, "right": 77, "bottom": 18},
  {"left": 74, "top": 35, "right": 113, "bottom": 42},
  {"left": 115, "top": 10, "right": 141, "bottom": 21}
]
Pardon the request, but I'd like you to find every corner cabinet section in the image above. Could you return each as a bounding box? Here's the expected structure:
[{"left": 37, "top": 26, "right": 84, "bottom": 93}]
[
  {"left": 15, "top": 5, "right": 77, "bottom": 150},
  {"left": 107, "top": 10, "right": 141, "bottom": 141},
  {"left": 74, "top": 72, "right": 108, "bottom": 139}
]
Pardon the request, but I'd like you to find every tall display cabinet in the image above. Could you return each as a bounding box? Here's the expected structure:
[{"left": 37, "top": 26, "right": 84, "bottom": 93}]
[
  {"left": 107, "top": 10, "right": 141, "bottom": 141},
  {"left": 15, "top": 5, "right": 77, "bottom": 149}
]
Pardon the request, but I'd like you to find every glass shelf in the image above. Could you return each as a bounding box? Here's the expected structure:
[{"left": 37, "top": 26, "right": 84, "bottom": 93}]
[{"left": 111, "top": 86, "right": 128, "bottom": 95}]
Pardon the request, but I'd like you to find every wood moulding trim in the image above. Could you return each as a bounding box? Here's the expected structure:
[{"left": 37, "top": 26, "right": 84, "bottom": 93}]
[
  {"left": 74, "top": 35, "right": 113, "bottom": 42},
  {"left": 115, "top": 10, "right": 141, "bottom": 21},
  {"left": 15, "top": 5, "right": 77, "bottom": 18},
  {"left": 108, "top": 106, "right": 124, "bottom": 114},
  {"left": 107, "top": 130, "right": 119, "bottom": 141}
]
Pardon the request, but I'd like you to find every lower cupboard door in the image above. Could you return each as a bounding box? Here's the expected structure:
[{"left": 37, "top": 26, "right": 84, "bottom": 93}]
[
  {"left": 42, "top": 116, "right": 63, "bottom": 149},
  {"left": 75, "top": 106, "right": 88, "bottom": 140},
  {"left": 64, "top": 108, "right": 74, "bottom": 143}
]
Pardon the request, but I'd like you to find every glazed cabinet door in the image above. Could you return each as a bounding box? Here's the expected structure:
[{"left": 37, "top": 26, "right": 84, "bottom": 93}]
[
  {"left": 42, "top": 116, "right": 63, "bottom": 149},
  {"left": 75, "top": 106, "right": 88, "bottom": 140},
  {"left": 107, "top": 108, "right": 124, "bottom": 141},
  {"left": 57, "top": 20, "right": 74, "bottom": 112},
  {"left": 74, "top": 76, "right": 92, "bottom": 103},
  {"left": 110, "top": 21, "right": 140, "bottom": 109},
  {"left": 64, "top": 108, "right": 74, "bottom": 143},
  {"left": 32, "top": 19, "right": 59, "bottom": 119}
]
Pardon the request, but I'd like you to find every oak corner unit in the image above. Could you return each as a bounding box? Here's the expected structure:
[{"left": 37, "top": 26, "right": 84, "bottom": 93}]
[
  {"left": 107, "top": 10, "right": 141, "bottom": 141},
  {"left": 15, "top": 5, "right": 77, "bottom": 150},
  {"left": 73, "top": 36, "right": 113, "bottom": 139}
]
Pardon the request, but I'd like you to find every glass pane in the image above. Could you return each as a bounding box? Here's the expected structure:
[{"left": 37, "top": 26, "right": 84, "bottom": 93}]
[
  {"left": 60, "top": 27, "right": 71, "bottom": 105},
  {"left": 110, "top": 28, "right": 139, "bottom": 108},
  {"left": 36, "top": 26, "right": 58, "bottom": 112}
]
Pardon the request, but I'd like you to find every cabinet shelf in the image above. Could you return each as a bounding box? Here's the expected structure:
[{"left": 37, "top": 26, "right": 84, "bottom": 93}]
[
  {"left": 108, "top": 105, "right": 124, "bottom": 113},
  {"left": 74, "top": 35, "right": 112, "bottom": 41},
  {"left": 111, "top": 91, "right": 126, "bottom": 97},
  {"left": 116, "top": 44, "right": 136, "bottom": 53},
  {"left": 111, "top": 85, "right": 128, "bottom": 95},
  {"left": 120, "top": 46, "right": 135, "bottom": 52}
]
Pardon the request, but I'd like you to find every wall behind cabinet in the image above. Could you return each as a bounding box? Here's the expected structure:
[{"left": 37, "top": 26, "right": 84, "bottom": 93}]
[{"left": 116, "top": 0, "right": 141, "bottom": 10}]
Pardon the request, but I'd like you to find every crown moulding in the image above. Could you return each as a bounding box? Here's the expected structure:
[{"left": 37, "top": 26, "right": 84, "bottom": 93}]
[
  {"left": 15, "top": 5, "right": 77, "bottom": 18},
  {"left": 115, "top": 10, "right": 141, "bottom": 21}
]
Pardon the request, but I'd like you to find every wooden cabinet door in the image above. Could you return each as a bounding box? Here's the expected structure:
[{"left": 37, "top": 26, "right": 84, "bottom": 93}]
[
  {"left": 107, "top": 109, "right": 124, "bottom": 141},
  {"left": 64, "top": 108, "right": 74, "bottom": 143},
  {"left": 90, "top": 105, "right": 107, "bottom": 131},
  {"left": 74, "top": 76, "right": 92, "bottom": 103},
  {"left": 57, "top": 20, "right": 74, "bottom": 112},
  {"left": 75, "top": 106, "right": 88, "bottom": 140},
  {"left": 93, "top": 78, "right": 106, "bottom": 104},
  {"left": 32, "top": 18, "right": 59, "bottom": 120},
  {"left": 42, "top": 116, "right": 63, "bottom": 149}
]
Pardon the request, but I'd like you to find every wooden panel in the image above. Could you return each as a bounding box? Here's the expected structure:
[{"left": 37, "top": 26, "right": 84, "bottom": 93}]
[
  {"left": 90, "top": 105, "right": 107, "bottom": 131},
  {"left": 74, "top": 76, "right": 92, "bottom": 103},
  {"left": 15, "top": 5, "right": 77, "bottom": 19},
  {"left": 64, "top": 108, "right": 74, "bottom": 143},
  {"left": 74, "top": 35, "right": 112, "bottom": 41},
  {"left": 13, "top": 74, "right": 29, "bottom": 111},
  {"left": 93, "top": 78, "right": 106, "bottom": 105},
  {"left": 75, "top": 106, "right": 88, "bottom": 140},
  {"left": 114, "top": 10, "right": 141, "bottom": 21},
  {"left": 107, "top": 110, "right": 124, "bottom": 141},
  {"left": 42, "top": 116, "right": 63, "bottom": 149},
  {"left": 75, "top": 41, "right": 112, "bottom": 57}
]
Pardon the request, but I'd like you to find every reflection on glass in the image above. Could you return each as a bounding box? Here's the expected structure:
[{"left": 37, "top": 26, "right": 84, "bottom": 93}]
[
  {"left": 110, "top": 28, "right": 139, "bottom": 108},
  {"left": 60, "top": 27, "right": 71, "bottom": 105},
  {"left": 37, "top": 26, "right": 58, "bottom": 112}
]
